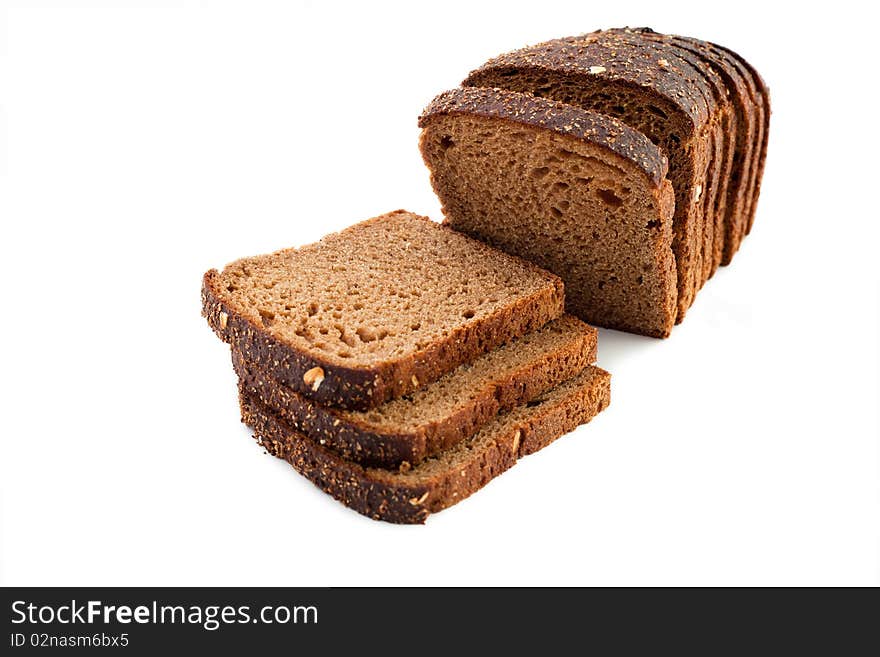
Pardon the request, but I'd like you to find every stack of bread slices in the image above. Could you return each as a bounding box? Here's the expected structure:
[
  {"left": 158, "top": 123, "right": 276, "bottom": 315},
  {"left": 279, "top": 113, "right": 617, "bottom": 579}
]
[
  {"left": 420, "top": 27, "right": 769, "bottom": 337},
  {"left": 203, "top": 211, "right": 610, "bottom": 523}
]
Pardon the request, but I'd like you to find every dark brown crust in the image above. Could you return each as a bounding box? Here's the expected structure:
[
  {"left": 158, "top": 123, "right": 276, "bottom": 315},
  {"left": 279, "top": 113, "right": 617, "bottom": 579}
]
[
  {"left": 464, "top": 30, "right": 711, "bottom": 127},
  {"left": 232, "top": 317, "right": 597, "bottom": 468},
  {"left": 201, "top": 213, "right": 565, "bottom": 411},
  {"left": 238, "top": 367, "right": 611, "bottom": 524},
  {"left": 419, "top": 87, "right": 668, "bottom": 187}
]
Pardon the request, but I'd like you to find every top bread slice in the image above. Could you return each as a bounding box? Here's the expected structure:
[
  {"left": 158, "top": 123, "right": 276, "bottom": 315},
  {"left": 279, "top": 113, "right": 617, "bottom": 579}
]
[
  {"left": 202, "top": 210, "right": 565, "bottom": 410},
  {"left": 463, "top": 29, "right": 717, "bottom": 323},
  {"left": 419, "top": 87, "right": 677, "bottom": 338}
]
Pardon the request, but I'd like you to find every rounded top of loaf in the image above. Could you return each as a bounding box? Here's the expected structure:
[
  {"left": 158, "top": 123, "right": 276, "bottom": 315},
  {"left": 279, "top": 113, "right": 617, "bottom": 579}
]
[
  {"left": 418, "top": 86, "right": 669, "bottom": 187},
  {"left": 463, "top": 28, "right": 713, "bottom": 129},
  {"left": 611, "top": 28, "right": 728, "bottom": 103}
]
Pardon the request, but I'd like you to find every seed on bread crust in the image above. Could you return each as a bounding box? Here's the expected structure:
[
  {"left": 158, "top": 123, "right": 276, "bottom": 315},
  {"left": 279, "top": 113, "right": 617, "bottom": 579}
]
[
  {"left": 219, "top": 311, "right": 228, "bottom": 329},
  {"left": 588, "top": 65, "right": 607, "bottom": 74},
  {"left": 303, "top": 367, "right": 325, "bottom": 391}
]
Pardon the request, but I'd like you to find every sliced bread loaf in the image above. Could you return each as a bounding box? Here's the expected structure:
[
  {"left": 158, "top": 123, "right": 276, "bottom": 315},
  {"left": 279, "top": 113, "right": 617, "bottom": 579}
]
[
  {"left": 239, "top": 366, "right": 611, "bottom": 524},
  {"left": 419, "top": 87, "right": 677, "bottom": 337},
  {"left": 463, "top": 29, "right": 717, "bottom": 321},
  {"left": 234, "top": 314, "right": 597, "bottom": 468},
  {"left": 202, "top": 210, "right": 565, "bottom": 410}
]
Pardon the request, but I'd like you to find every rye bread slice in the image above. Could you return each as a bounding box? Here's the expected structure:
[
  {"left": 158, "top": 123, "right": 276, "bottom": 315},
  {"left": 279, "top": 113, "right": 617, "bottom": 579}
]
[
  {"left": 234, "top": 315, "right": 597, "bottom": 468},
  {"left": 239, "top": 366, "right": 611, "bottom": 524},
  {"left": 202, "top": 210, "right": 564, "bottom": 410},
  {"left": 419, "top": 87, "right": 677, "bottom": 338},
  {"left": 463, "top": 29, "right": 716, "bottom": 322}
]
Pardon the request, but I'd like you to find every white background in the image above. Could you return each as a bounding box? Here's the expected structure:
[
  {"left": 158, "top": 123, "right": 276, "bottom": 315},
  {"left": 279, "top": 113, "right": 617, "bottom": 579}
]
[{"left": 1, "top": 0, "right": 877, "bottom": 587}]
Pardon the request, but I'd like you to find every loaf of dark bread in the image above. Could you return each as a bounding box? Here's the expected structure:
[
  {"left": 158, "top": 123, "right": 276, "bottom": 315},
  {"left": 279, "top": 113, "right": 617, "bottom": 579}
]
[
  {"left": 463, "top": 30, "right": 717, "bottom": 320},
  {"left": 458, "top": 28, "right": 769, "bottom": 317},
  {"left": 239, "top": 366, "right": 611, "bottom": 524},
  {"left": 202, "top": 210, "right": 565, "bottom": 410},
  {"left": 419, "top": 87, "right": 677, "bottom": 337},
  {"left": 233, "top": 315, "right": 597, "bottom": 468}
]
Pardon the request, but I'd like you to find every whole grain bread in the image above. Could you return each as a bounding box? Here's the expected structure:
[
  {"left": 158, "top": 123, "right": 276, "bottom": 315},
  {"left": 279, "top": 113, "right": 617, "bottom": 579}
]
[
  {"left": 202, "top": 210, "right": 565, "bottom": 410},
  {"left": 463, "top": 29, "right": 717, "bottom": 321},
  {"left": 239, "top": 366, "right": 611, "bottom": 524},
  {"left": 234, "top": 315, "right": 596, "bottom": 467},
  {"left": 419, "top": 87, "right": 677, "bottom": 337}
]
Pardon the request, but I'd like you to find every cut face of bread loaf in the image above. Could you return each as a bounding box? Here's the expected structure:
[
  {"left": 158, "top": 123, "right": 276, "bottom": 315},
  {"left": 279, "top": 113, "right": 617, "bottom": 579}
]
[
  {"left": 419, "top": 87, "right": 677, "bottom": 338},
  {"left": 464, "top": 30, "right": 717, "bottom": 321},
  {"left": 239, "top": 366, "right": 611, "bottom": 524},
  {"left": 202, "top": 210, "right": 565, "bottom": 410},
  {"left": 234, "top": 315, "right": 597, "bottom": 468}
]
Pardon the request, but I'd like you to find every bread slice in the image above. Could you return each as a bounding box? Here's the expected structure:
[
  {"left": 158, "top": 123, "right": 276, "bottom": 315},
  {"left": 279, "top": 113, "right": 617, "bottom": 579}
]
[
  {"left": 239, "top": 366, "right": 611, "bottom": 524},
  {"left": 419, "top": 87, "right": 677, "bottom": 338},
  {"left": 234, "top": 315, "right": 597, "bottom": 468},
  {"left": 202, "top": 210, "right": 565, "bottom": 410},
  {"left": 463, "top": 30, "right": 717, "bottom": 321}
]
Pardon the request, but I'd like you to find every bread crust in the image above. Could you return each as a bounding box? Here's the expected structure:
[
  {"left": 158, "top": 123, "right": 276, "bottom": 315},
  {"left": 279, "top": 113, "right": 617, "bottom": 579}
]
[
  {"left": 232, "top": 316, "right": 597, "bottom": 467},
  {"left": 465, "top": 31, "right": 711, "bottom": 128},
  {"left": 238, "top": 367, "right": 611, "bottom": 524},
  {"left": 202, "top": 211, "right": 565, "bottom": 411}
]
